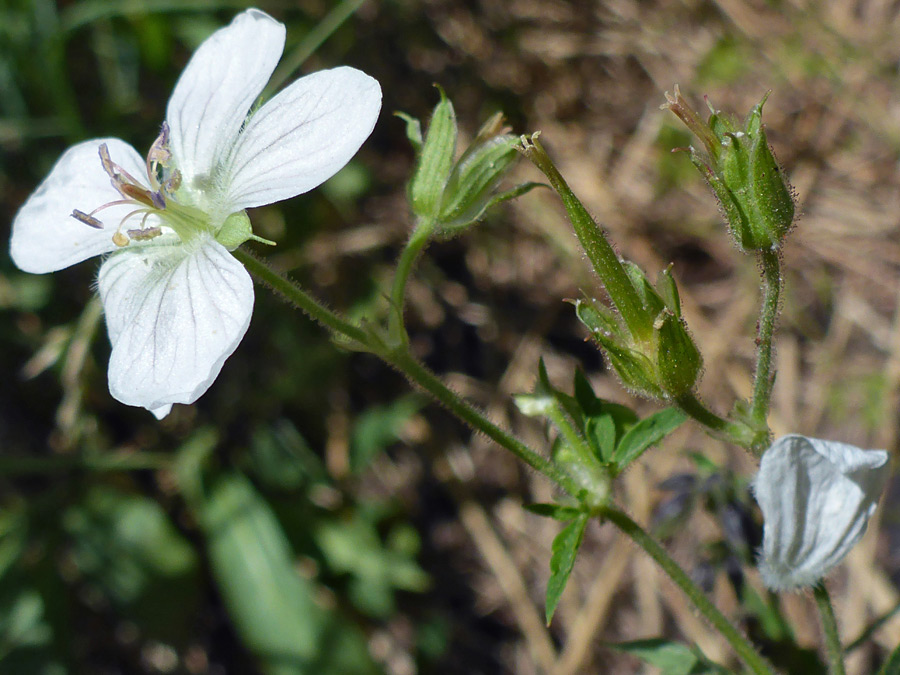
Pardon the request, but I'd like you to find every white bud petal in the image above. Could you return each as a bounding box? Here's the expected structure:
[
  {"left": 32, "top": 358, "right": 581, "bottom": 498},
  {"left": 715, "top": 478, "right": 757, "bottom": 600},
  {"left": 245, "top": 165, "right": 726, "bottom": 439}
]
[{"left": 753, "top": 434, "right": 889, "bottom": 590}]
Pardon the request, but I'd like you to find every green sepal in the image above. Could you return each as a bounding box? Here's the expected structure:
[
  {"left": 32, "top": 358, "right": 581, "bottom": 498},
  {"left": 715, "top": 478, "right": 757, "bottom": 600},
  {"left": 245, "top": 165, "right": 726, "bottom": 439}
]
[
  {"left": 592, "top": 330, "right": 664, "bottom": 399},
  {"left": 438, "top": 134, "right": 520, "bottom": 229},
  {"left": 574, "top": 297, "right": 623, "bottom": 337},
  {"left": 408, "top": 86, "right": 457, "bottom": 219},
  {"left": 394, "top": 111, "right": 423, "bottom": 151},
  {"left": 655, "top": 310, "right": 702, "bottom": 396},
  {"left": 215, "top": 210, "right": 275, "bottom": 250},
  {"left": 655, "top": 264, "right": 682, "bottom": 317},
  {"left": 749, "top": 123, "right": 794, "bottom": 244},
  {"left": 623, "top": 260, "right": 666, "bottom": 317}
]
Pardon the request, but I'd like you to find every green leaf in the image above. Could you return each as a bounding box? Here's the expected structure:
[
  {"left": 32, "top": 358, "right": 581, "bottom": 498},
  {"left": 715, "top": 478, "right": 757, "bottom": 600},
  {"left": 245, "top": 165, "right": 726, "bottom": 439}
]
[
  {"left": 524, "top": 503, "right": 584, "bottom": 521},
  {"left": 585, "top": 414, "right": 617, "bottom": 461},
  {"left": 349, "top": 395, "right": 424, "bottom": 474},
  {"left": 606, "top": 638, "right": 730, "bottom": 674},
  {"left": 545, "top": 514, "right": 589, "bottom": 625},
  {"left": 63, "top": 485, "right": 200, "bottom": 642},
  {"left": 409, "top": 86, "right": 457, "bottom": 218},
  {"left": 198, "top": 473, "right": 378, "bottom": 675},
  {"left": 612, "top": 407, "right": 687, "bottom": 470}
]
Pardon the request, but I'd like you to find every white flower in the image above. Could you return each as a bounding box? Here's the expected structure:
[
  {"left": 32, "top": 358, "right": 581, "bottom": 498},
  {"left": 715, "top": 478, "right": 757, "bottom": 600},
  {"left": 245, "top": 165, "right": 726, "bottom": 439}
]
[
  {"left": 753, "top": 434, "right": 890, "bottom": 590},
  {"left": 9, "top": 9, "right": 381, "bottom": 418}
]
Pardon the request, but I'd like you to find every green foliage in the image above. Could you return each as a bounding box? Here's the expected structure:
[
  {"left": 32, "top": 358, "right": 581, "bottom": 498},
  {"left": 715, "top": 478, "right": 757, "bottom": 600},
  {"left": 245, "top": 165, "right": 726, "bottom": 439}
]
[
  {"left": 517, "top": 364, "right": 686, "bottom": 479},
  {"left": 196, "top": 472, "right": 379, "bottom": 675},
  {"left": 63, "top": 485, "right": 200, "bottom": 642},
  {"left": 606, "top": 639, "right": 730, "bottom": 674},
  {"left": 545, "top": 514, "right": 588, "bottom": 625}
]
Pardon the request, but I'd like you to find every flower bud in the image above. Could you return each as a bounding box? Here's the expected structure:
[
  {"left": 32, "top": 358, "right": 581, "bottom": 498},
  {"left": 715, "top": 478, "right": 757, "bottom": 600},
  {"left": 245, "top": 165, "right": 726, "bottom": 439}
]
[
  {"left": 753, "top": 435, "right": 889, "bottom": 590},
  {"left": 663, "top": 86, "right": 795, "bottom": 252}
]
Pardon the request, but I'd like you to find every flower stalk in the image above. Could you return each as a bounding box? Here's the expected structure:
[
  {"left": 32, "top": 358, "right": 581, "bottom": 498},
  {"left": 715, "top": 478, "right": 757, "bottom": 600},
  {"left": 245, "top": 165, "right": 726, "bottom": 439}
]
[
  {"left": 602, "top": 506, "right": 776, "bottom": 675},
  {"left": 814, "top": 583, "right": 847, "bottom": 675},
  {"left": 750, "top": 248, "right": 782, "bottom": 437}
]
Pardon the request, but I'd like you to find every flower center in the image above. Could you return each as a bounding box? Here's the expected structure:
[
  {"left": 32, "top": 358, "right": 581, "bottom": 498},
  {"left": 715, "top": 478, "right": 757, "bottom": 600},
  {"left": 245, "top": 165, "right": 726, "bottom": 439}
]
[{"left": 70, "top": 122, "right": 211, "bottom": 247}]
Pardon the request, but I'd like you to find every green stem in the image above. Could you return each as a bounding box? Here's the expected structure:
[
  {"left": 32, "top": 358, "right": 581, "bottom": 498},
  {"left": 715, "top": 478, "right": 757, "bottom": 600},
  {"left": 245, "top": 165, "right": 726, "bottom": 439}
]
[
  {"left": 387, "top": 350, "right": 581, "bottom": 495},
  {"left": 814, "top": 583, "right": 846, "bottom": 675},
  {"left": 750, "top": 249, "right": 781, "bottom": 433},
  {"left": 388, "top": 220, "right": 435, "bottom": 344},
  {"left": 264, "top": 0, "right": 366, "bottom": 97},
  {"left": 603, "top": 507, "right": 776, "bottom": 675},
  {"left": 234, "top": 248, "right": 370, "bottom": 347},
  {"left": 674, "top": 392, "right": 758, "bottom": 450},
  {"left": 0, "top": 452, "right": 171, "bottom": 475},
  {"left": 235, "top": 248, "right": 581, "bottom": 496}
]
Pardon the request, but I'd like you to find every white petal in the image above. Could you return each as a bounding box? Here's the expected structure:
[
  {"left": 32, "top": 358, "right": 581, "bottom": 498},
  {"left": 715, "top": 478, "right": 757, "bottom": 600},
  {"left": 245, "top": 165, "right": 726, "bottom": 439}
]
[
  {"left": 220, "top": 66, "right": 382, "bottom": 211},
  {"left": 754, "top": 434, "right": 889, "bottom": 590},
  {"left": 151, "top": 404, "right": 174, "bottom": 420},
  {"left": 98, "top": 236, "right": 254, "bottom": 413},
  {"left": 166, "top": 9, "right": 285, "bottom": 188},
  {"left": 10, "top": 138, "right": 147, "bottom": 273}
]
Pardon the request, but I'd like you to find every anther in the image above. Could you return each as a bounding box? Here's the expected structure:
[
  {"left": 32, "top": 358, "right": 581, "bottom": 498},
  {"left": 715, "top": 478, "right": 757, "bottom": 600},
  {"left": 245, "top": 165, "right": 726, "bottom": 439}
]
[
  {"left": 71, "top": 209, "right": 104, "bottom": 229},
  {"left": 127, "top": 226, "right": 163, "bottom": 241}
]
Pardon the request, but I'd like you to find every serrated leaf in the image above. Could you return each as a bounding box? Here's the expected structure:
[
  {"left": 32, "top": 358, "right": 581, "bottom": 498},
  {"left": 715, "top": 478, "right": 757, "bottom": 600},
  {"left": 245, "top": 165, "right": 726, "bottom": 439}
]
[
  {"left": 524, "top": 503, "right": 584, "bottom": 521},
  {"left": 612, "top": 407, "right": 687, "bottom": 470},
  {"left": 545, "top": 514, "right": 589, "bottom": 625}
]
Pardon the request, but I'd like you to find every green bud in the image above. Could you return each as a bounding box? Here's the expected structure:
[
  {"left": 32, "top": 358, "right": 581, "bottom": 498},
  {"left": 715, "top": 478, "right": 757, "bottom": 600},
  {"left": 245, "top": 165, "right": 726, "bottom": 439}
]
[
  {"left": 663, "top": 87, "right": 795, "bottom": 252},
  {"left": 438, "top": 133, "right": 519, "bottom": 230},
  {"left": 215, "top": 211, "right": 275, "bottom": 250},
  {"left": 407, "top": 86, "right": 457, "bottom": 219},
  {"left": 654, "top": 310, "right": 702, "bottom": 396},
  {"left": 401, "top": 91, "right": 538, "bottom": 237}
]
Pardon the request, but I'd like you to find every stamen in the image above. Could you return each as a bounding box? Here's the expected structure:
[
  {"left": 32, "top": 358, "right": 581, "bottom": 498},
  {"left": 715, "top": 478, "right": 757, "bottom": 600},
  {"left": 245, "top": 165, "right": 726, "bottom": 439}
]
[
  {"left": 127, "top": 226, "right": 163, "bottom": 241},
  {"left": 163, "top": 170, "right": 182, "bottom": 195},
  {"left": 112, "top": 231, "right": 129, "bottom": 247},
  {"left": 119, "top": 183, "right": 156, "bottom": 207},
  {"left": 71, "top": 209, "right": 104, "bottom": 229}
]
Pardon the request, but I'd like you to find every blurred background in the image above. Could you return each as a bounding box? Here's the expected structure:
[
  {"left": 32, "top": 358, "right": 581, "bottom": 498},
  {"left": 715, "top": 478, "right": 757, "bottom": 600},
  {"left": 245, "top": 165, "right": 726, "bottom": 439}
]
[{"left": 3, "top": 0, "right": 900, "bottom": 673}]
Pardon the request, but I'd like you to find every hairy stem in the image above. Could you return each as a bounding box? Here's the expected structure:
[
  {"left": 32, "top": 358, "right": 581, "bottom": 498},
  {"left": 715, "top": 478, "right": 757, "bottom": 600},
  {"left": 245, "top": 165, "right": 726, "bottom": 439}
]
[
  {"left": 388, "top": 220, "right": 435, "bottom": 344},
  {"left": 235, "top": 247, "right": 581, "bottom": 496},
  {"left": 603, "top": 507, "right": 776, "bottom": 675},
  {"left": 814, "top": 583, "right": 846, "bottom": 675},
  {"left": 750, "top": 248, "right": 781, "bottom": 440}
]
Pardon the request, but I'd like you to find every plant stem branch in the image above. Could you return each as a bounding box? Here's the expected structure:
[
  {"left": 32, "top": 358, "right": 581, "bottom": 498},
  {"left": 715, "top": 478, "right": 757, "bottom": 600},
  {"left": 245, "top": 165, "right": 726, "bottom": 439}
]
[
  {"left": 236, "top": 248, "right": 581, "bottom": 496},
  {"left": 814, "top": 583, "right": 846, "bottom": 675},
  {"left": 674, "top": 392, "right": 757, "bottom": 450},
  {"left": 388, "top": 220, "right": 434, "bottom": 344},
  {"left": 603, "top": 506, "right": 776, "bottom": 675}
]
